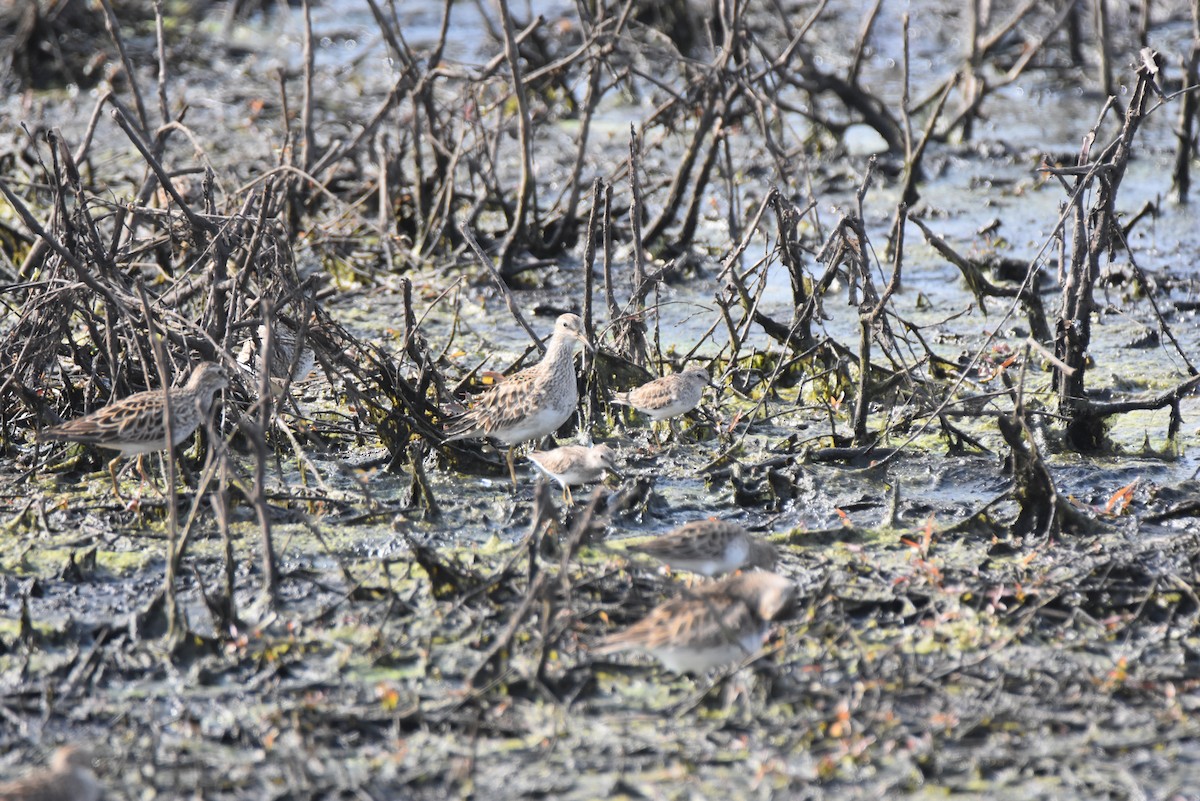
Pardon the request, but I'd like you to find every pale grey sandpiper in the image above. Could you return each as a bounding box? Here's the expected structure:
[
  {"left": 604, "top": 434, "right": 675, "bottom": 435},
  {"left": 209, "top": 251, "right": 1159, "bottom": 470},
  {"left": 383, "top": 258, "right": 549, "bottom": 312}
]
[{"left": 528, "top": 443, "right": 619, "bottom": 504}]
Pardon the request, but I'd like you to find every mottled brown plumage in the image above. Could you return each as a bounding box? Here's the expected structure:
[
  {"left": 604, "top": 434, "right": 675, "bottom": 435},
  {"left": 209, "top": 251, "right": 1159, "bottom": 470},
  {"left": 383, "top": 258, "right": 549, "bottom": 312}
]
[
  {"left": 629, "top": 519, "right": 777, "bottom": 576},
  {"left": 611, "top": 365, "right": 710, "bottom": 421},
  {"left": 238, "top": 320, "right": 317, "bottom": 395},
  {"left": 37, "top": 362, "right": 228, "bottom": 497},
  {"left": 0, "top": 746, "right": 101, "bottom": 801},
  {"left": 592, "top": 571, "right": 796, "bottom": 674},
  {"left": 444, "top": 314, "right": 590, "bottom": 481}
]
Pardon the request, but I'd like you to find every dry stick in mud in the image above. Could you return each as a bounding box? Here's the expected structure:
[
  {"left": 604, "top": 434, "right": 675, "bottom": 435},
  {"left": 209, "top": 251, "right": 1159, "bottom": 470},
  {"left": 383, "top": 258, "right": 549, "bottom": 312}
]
[
  {"left": 212, "top": 456, "right": 239, "bottom": 631},
  {"left": 886, "top": 13, "right": 954, "bottom": 258},
  {"left": 98, "top": 0, "right": 149, "bottom": 135},
  {"left": 1174, "top": 10, "right": 1200, "bottom": 202},
  {"left": 133, "top": 282, "right": 183, "bottom": 639},
  {"left": 236, "top": 300, "right": 279, "bottom": 611},
  {"left": 298, "top": 0, "right": 315, "bottom": 174},
  {"left": 495, "top": 0, "right": 539, "bottom": 277},
  {"left": 601, "top": 182, "right": 618, "bottom": 327},
  {"left": 606, "top": 126, "right": 651, "bottom": 367},
  {"left": 997, "top": 347, "right": 1092, "bottom": 541},
  {"left": 406, "top": 440, "right": 441, "bottom": 520},
  {"left": 1050, "top": 53, "right": 1198, "bottom": 449},
  {"left": 581, "top": 179, "right": 604, "bottom": 432},
  {"left": 467, "top": 479, "right": 556, "bottom": 690},
  {"left": 853, "top": 203, "right": 906, "bottom": 445},
  {"left": 768, "top": 190, "right": 815, "bottom": 350}
]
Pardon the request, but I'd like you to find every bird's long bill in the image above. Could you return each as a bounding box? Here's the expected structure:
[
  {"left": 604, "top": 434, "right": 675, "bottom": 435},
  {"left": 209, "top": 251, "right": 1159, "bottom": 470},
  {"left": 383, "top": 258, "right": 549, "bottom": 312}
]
[{"left": 574, "top": 330, "right": 594, "bottom": 352}]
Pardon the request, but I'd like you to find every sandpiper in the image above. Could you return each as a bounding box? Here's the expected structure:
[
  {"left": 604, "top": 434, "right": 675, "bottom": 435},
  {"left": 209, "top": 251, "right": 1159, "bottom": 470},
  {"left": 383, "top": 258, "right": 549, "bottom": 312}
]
[
  {"left": 37, "top": 362, "right": 228, "bottom": 497},
  {"left": 444, "top": 313, "right": 591, "bottom": 483},
  {"left": 611, "top": 365, "right": 710, "bottom": 442},
  {"left": 592, "top": 571, "right": 796, "bottom": 674},
  {"left": 628, "top": 519, "right": 777, "bottom": 576},
  {"left": 528, "top": 443, "right": 619, "bottom": 504},
  {"left": 0, "top": 745, "right": 102, "bottom": 801},
  {"left": 238, "top": 319, "right": 317, "bottom": 396}
]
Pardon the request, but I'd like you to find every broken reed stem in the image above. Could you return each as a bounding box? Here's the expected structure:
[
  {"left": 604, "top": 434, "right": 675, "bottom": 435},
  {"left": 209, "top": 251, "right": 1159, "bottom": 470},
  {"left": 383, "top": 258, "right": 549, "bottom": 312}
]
[
  {"left": 1094, "top": 0, "right": 1114, "bottom": 96},
  {"left": 1173, "top": 38, "right": 1200, "bottom": 202},
  {"left": 619, "top": 126, "right": 650, "bottom": 367},
  {"left": 582, "top": 179, "right": 603, "bottom": 432},
  {"left": 136, "top": 282, "right": 181, "bottom": 640},
  {"left": 602, "top": 182, "right": 617, "bottom": 320},
  {"left": 495, "top": 0, "right": 538, "bottom": 276},
  {"left": 300, "top": 0, "right": 316, "bottom": 172},
  {"left": 627, "top": 125, "right": 647, "bottom": 299},
  {"left": 98, "top": 0, "right": 150, "bottom": 134},
  {"left": 1056, "top": 65, "right": 1153, "bottom": 448},
  {"left": 214, "top": 453, "right": 238, "bottom": 631},
  {"left": 408, "top": 441, "right": 442, "bottom": 520},
  {"left": 153, "top": 0, "right": 170, "bottom": 125},
  {"left": 253, "top": 301, "right": 278, "bottom": 610}
]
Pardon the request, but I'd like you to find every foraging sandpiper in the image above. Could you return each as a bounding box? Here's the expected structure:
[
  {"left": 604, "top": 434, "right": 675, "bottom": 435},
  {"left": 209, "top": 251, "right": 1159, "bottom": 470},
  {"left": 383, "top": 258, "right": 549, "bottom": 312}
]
[
  {"left": 528, "top": 443, "right": 619, "bottom": 504},
  {"left": 628, "top": 519, "right": 777, "bottom": 576},
  {"left": 444, "top": 313, "right": 591, "bottom": 482},
  {"left": 611, "top": 365, "right": 710, "bottom": 442},
  {"left": 37, "top": 362, "right": 228, "bottom": 497},
  {"left": 591, "top": 571, "right": 795, "bottom": 674}
]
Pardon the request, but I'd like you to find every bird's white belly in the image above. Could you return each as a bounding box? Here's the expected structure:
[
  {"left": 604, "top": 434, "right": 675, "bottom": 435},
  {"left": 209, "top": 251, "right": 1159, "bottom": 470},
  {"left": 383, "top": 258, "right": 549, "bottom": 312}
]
[
  {"left": 492, "top": 403, "right": 573, "bottom": 445},
  {"left": 645, "top": 398, "right": 697, "bottom": 420}
]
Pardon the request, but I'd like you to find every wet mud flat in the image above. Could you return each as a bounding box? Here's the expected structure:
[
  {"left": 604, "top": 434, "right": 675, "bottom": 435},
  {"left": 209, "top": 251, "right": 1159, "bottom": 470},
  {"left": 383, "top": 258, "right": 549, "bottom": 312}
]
[{"left": 3, "top": 0, "right": 1200, "bottom": 798}]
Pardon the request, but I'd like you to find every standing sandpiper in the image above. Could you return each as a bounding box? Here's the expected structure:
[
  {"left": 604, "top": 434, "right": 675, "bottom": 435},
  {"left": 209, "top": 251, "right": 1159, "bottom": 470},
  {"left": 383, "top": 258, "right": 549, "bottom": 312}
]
[
  {"left": 0, "top": 745, "right": 102, "bottom": 801},
  {"left": 591, "top": 571, "right": 796, "bottom": 674},
  {"left": 37, "top": 362, "right": 228, "bottom": 497},
  {"left": 444, "top": 313, "right": 591, "bottom": 483},
  {"left": 628, "top": 519, "right": 777, "bottom": 577},
  {"left": 528, "top": 443, "right": 619, "bottom": 504},
  {"left": 611, "top": 365, "right": 710, "bottom": 441}
]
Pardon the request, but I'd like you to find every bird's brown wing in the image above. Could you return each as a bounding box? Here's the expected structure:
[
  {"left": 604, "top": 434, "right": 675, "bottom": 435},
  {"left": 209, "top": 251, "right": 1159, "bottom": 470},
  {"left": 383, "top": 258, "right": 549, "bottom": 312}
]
[{"left": 445, "top": 368, "right": 546, "bottom": 439}]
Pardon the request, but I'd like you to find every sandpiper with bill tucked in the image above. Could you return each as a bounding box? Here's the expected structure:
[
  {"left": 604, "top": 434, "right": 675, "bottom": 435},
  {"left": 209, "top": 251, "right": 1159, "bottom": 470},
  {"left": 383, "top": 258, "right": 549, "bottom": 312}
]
[
  {"left": 528, "top": 443, "right": 619, "bottom": 504},
  {"left": 591, "top": 571, "right": 796, "bottom": 674},
  {"left": 443, "top": 313, "right": 591, "bottom": 483},
  {"left": 611, "top": 365, "right": 710, "bottom": 442},
  {"left": 0, "top": 745, "right": 102, "bottom": 801},
  {"left": 36, "top": 362, "right": 228, "bottom": 498},
  {"left": 628, "top": 519, "right": 777, "bottom": 577}
]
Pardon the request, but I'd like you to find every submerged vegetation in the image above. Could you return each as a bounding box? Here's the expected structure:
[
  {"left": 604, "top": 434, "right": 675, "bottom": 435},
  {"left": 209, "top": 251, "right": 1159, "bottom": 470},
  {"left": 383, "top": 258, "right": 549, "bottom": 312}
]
[{"left": 2, "top": 0, "right": 1200, "bottom": 797}]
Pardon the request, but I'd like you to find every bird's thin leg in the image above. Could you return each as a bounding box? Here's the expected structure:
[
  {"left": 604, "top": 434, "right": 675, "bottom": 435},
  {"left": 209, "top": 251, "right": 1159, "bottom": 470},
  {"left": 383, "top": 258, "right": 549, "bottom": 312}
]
[
  {"left": 506, "top": 446, "right": 518, "bottom": 486},
  {"left": 107, "top": 457, "right": 126, "bottom": 500},
  {"left": 651, "top": 421, "right": 664, "bottom": 449},
  {"left": 563, "top": 484, "right": 574, "bottom": 506}
]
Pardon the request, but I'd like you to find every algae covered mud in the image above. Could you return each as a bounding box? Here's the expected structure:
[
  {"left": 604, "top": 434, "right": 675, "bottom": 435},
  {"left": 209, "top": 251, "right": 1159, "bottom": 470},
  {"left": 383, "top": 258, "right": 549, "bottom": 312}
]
[{"left": 3, "top": 0, "right": 1200, "bottom": 797}]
